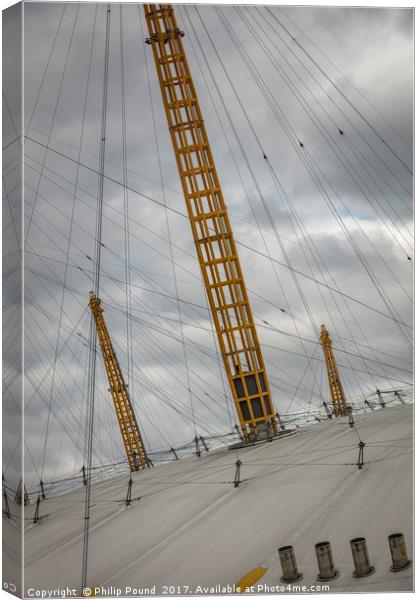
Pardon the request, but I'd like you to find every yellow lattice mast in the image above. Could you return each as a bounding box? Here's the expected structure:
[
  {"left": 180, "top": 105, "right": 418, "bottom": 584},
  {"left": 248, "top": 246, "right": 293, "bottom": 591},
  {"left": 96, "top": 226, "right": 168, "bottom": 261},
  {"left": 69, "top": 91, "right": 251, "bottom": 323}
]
[
  {"left": 143, "top": 3, "right": 278, "bottom": 440},
  {"left": 88, "top": 292, "right": 150, "bottom": 470},
  {"left": 320, "top": 324, "right": 347, "bottom": 417}
]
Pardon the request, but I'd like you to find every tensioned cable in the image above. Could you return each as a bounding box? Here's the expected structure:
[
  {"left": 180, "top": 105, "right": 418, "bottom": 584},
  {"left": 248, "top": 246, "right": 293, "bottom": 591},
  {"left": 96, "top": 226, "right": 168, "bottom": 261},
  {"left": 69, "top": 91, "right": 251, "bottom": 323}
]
[
  {"left": 139, "top": 6, "right": 198, "bottom": 440},
  {"left": 25, "top": 4, "right": 67, "bottom": 137},
  {"left": 24, "top": 149, "right": 413, "bottom": 342},
  {"left": 251, "top": 7, "right": 413, "bottom": 253},
  {"left": 40, "top": 3, "right": 97, "bottom": 486},
  {"left": 186, "top": 6, "right": 324, "bottom": 403},
  {"left": 266, "top": 8, "right": 412, "bottom": 177},
  {"left": 233, "top": 7, "right": 414, "bottom": 320},
  {"left": 191, "top": 7, "right": 414, "bottom": 384},
  {"left": 119, "top": 5, "right": 135, "bottom": 409},
  {"left": 25, "top": 3, "right": 80, "bottom": 247},
  {"left": 82, "top": 3, "right": 110, "bottom": 593},
  {"left": 278, "top": 8, "right": 411, "bottom": 150},
  {"left": 23, "top": 135, "right": 413, "bottom": 331},
  {"left": 24, "top": 204, "right": 412, "bottom": 380}
]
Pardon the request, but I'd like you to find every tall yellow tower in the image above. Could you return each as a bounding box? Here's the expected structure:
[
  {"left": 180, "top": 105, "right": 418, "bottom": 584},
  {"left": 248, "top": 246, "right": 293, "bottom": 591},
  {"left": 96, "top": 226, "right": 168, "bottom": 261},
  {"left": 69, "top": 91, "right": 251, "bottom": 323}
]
[
  {"left": 143, "top": 3, "right": 278, "bottom": 439},
  {"left": 320, "top": 324, "right": 347, "bottom": 417},
  {"left": 88, "top": 292, "right": 150, "bottom": 470}
]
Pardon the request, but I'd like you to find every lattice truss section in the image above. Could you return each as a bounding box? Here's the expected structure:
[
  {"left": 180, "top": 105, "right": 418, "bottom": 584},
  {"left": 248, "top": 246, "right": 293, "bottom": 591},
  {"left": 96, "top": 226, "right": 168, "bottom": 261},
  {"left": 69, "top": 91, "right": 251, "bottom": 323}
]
[
  {"left": 320, "top": 324, "right": 348, "bottom": 417},
  {"left": 144, "top": 3, "right": 278, "bottom": 438},
  {"left": 88, "top": 292, "right": 150, "bottom": 470}
]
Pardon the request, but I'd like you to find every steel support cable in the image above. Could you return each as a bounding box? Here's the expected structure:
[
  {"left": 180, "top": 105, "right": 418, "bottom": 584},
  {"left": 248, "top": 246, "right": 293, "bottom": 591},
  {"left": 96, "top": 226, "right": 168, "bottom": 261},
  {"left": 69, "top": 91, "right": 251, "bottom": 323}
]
[
  {"left": 278, "top": 8, "right": 412, "bottom": 150},
  {"left": 140, "top": 8, "right": 197, "bottom": 440},
  {"left": 250, "top": 196, "right": 403, "bottom": 381},
  {"left": 103, "top": 309, "right": 210, "bottom": 434},
  {"left": 262, "top": 154, "right": 369, "bottom": 397},
  {"left": 51, "top": 244, "right": 231, "bottom": 440},
  {"left": 26, "top": 268, "right": 152, "bottom": 468},
  {"left": 2, "top": 177, "right": 20, "bottom": 252},
  {"left": 195, "top": 8, "right": 349, "bottom": 402},
  {"left": 26, "top": 269, "right": 322, "bottom": 415},
  {"left": 25, "top": 4, "right": 67, "bottom": 136},
  {"left": 30, "top": 106, "right": 412, "bottom": 316},
  {"left": 301, "top": 148, "right": 413, "bottom": 351},
  {"left": 82, "top": 3, "right": 111, "bottom": 593},
  {"left": 284, "top": 344, "right": 322, "bottom": 414},
  {"left": 24, "top": 300, "right": 124, "bottom": 462},
  {"left": 26, "top": 260, "right": 413, "bottom": 383},
  {"left": 268, "top": 365, "right": 325, "bottom": 404},
  {"left": 180, "top": 5, "right": 311, "bottom": 384},
  {"left": 23, "top": 347, "right": 98, "bottom": 476},
  {"left": 25, "top": 4, "right": 80, "bottom": 246},
  {"left": 261, "top": 157, "right": 384, "bottom": 392},
  {"left": 27, "top": 232, "right": 413, "bottom": 361},
  {"left": 203, "top": 9, "right": 391, "bottom": 402},
  {"left": 234, "top": 7, "right": 414, "bottom": 309},
  {"left": 108, "top": 308, "right": 234, "bottom": 432},
  {"left": 27, "top": 128, "right": 410, "bottom": 308},
  {"left": 28, "top": 138, "right": 414, "bottom": 326},
  {"left": 105, "top": 315, "right": 175, "bottom": 452},
  {"left": 27, "top": 232, "right": 223, "bottom": 397},
  {"left": 24, "top": 119, "right": 413, "bottom": 274},
  {"left": 27, "top": 256, "right": 411, "bottom": 394},
  {"left": 229, "top": 4, "right": 413, "bottom": 249},
  {"left": 24, "top": 158, "right": 217, "bottom": 326},
  {"left": 261, "top": 339, "right": 412, "bottom": 382},
  {"left": 119, "top": 5, "right": 135, "bottom": 408},
  {"left": 264, "top": 8, "right": 412, "bottom": 177},
  {"left": 25, "top": 122, "right": 184, "bottom": 201},
  {"left": 24, "top": 164, "right": 207, "bottom": 314},
  {"left": 251, "top": 9, "right": 413, "bottom": 253},
  {"left": 342, "top": 132, "right": 413, "bottom": 227},
  {"left": 234, "top": 6, "right": 414, "bottom": 300},
  {"left": 23, "top": 299, "right": 89, "bottom": 412},
  {"left": 2, "top": 153, "right": 21, "bottom": 177},
  {"left": 23, "top": 139, "right": 413, "bottom": 331},
  {"left": 24, "top": 160, "right": 265, "bottom": 403},
  {"left": 109, "top": 303, "right": 231, "bottom": 409},
  {"left": 40, "top": 5, "right": 97, "bottom": 484},
  {"left": 25, "top": 179, "right": 214, "bottom": 368},
  {"left": 186, "top": 7, "right": 323, "bottom": 401},
  {"left": 253, "top": 7, "right": 413, "bottom": 226}
]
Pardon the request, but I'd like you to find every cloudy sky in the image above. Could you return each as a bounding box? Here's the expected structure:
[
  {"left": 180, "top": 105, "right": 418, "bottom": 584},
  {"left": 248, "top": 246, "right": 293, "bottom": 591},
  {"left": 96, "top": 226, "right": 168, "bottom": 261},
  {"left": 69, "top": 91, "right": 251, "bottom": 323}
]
[{"left": 2, "top": 1, "right": 413, "bottom": 492}]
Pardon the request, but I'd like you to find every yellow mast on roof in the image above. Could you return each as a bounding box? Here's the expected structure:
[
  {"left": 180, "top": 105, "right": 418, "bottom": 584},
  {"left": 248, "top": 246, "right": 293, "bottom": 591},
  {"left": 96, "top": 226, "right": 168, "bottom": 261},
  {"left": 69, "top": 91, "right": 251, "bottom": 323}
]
[
  {"left": 88, "top": 292, "right": 150, "bottom": 470},
  {"left": 320, "top": 324, "right": 348, "bottom": 417},
  {"left": 143, "top": 3, "right": 278, "bottom": 440}
]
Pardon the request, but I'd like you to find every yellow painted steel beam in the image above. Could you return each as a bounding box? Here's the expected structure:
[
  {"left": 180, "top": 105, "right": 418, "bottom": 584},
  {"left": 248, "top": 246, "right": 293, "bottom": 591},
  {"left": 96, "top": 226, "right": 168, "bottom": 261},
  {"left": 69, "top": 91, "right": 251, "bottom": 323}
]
[
  {"left": 320, "top": 324, "right": 348, "bottom": 417},
  {"left": 88, "top": 292, "right": 150, "bottom": 470},
  {"left": 235, "top": 567, "right": 268, "bottom": 592},
  {"left": 143, "top": 3, "right": 278, "bottom": 439}
]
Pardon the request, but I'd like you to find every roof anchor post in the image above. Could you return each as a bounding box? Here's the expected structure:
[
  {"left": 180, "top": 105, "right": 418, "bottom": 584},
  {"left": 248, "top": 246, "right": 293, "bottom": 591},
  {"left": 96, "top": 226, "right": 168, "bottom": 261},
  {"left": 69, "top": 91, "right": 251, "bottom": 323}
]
[
  {"left": 347, "top": 405, "right": 354, "bottom": 428},
  {"left": 394, "top": 391, "right": 405, "bottom": 405},
  {"left": 234, "top": 424, "right": 244, "bottom": 442},
  {"left": 357, "top": 441, "right": 366, "bottom": 469},
  {"left": 194, "top": 436, "right": 201, "bottom": 457},
  {"left": 200, "top": 436, "right": 209, "bottom": 453},
  {"left": 3, "top": 488, "right": 10, "bottom": 519},
  {"left": 276, "top": 412, "right": 286, "bottom": 430},
  {"left": 234, "top": 459, "right": 242, "bottom": 488},
  {"left": 376, "top": 389, "right": 386, "bottom": 408},
  {"left": 125, "top": 477, "right": 133, "bottom": 507},
  {"left": 33, "top": 495, "right": 41, "bottom": 524},
  {"left": 364, "top": 399, "right": 374, "bottom": 412},
  {"left": 323, "top": 402, "right": 332, "bottom": 419}
]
